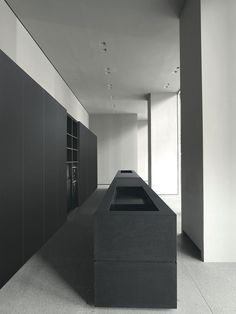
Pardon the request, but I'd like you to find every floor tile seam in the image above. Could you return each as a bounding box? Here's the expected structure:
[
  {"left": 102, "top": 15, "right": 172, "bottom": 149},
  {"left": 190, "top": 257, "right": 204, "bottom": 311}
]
[{"left": 182, "top": 261, "right": 214, "bottom": 314}]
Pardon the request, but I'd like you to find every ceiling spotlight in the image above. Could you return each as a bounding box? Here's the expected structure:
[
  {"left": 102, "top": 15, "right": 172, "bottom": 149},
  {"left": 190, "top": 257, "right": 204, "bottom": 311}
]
[
  {"left": 105, "top": 67, "right": 111, "bottom": 74},
  {"left": 100, "top": 41, "right": 108, "bottom": 52},
  {"left": 172, "top": 66, "right": 180, "bottom": 74},
  {"left": 107, "top": 83, "right": 113, "bottom": 90},
  {"left": 100, "top": 41, "right": 107, "bottom": 46},
  {"left": 164, "top": 83, "right": 170, "bottom": 89}
]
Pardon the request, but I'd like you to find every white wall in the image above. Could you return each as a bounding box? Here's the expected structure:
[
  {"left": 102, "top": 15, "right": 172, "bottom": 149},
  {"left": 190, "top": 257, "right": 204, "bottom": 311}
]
[
  {"left": 137, "top": 120, "right": 148, "bottom": 183},
  {"left": 90, "top": 114, "right": 138, "bottom": 185},
  {"left": 201, "top": 0, "right": 236, "bottom": 262},
  {"left": 0, "top": 0, "right": 89, "bottom": 126},
  {"left": 180, "top": 0, "right": 236, "bottom": 261},
  {"left": 150, "top": 93, "right": 181, "bottom": 213}
]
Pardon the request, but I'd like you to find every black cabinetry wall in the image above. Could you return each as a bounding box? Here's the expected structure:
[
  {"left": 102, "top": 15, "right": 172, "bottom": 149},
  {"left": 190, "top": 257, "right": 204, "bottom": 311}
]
[
  {"left": 0, "top": 50, "right": 67, "bottom": 287},
  {"left": 0, "top": 50, "right": 24, "bottom": 287},
  {"left": 78, "top": 122, "right": 97, "bottom": 206},
  {"left": 66, "top": 120, "right": 97, "bottom": 210}
]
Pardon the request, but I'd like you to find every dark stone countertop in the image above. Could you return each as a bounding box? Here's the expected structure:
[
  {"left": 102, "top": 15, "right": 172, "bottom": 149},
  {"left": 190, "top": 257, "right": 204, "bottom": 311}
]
[{"left": 95, "top": 170, "right": 176, "bottom": 217}]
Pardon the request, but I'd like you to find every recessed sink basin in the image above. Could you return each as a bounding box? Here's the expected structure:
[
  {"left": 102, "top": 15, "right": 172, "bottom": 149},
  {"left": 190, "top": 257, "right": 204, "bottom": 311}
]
[
  {"left": 120, "top": 170, "right": 133, "bottom": 173},
  {"left": 110, "top": 186, "right": 158, "bottom": 211}
]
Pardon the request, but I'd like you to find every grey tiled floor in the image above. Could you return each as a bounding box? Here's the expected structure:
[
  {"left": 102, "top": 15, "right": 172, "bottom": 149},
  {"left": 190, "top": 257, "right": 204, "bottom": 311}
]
[{"left": 1, "top": 188, "right": 236, "bottom": 314}]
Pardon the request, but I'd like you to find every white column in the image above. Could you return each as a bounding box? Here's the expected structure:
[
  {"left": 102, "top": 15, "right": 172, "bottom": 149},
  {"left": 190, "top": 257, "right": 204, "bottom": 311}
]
[{"left": 180, "top": 0, "right": 236, "bottom": 261}]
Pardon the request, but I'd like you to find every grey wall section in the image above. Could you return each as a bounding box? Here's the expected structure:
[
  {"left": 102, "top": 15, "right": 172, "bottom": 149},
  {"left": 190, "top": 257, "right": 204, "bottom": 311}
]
[
  {"left": 180, "top": 0, "right": 204, "bottom": 253},
  {"left": 137, "top": 120, "right": 148, "bottom": 183},
  {"left": 90, "top": 114, "right": 138, "bottom": 185}
]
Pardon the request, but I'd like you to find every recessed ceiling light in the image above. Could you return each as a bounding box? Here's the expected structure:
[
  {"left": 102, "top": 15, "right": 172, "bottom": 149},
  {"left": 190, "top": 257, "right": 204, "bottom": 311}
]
[
  {"left": 100, "top": 41, "right": 107, "bottom": 46},
  {"left": 105, "top": 67, "right": 111, "bottom": 74},
  {"left": 172, "top": 66, "right": 180, "bottom": 74},
  {"left": 107, "top": 83, "right": 113, "bottom": 90},
  {"left": 173, "top": 66, "right": 180, "bottom": 74},
  {"left": 99, "top": 41, "right": 108, "bottom": 52},
  {"left": 164, "top": 83, "right": 170, "bottom": 89}
]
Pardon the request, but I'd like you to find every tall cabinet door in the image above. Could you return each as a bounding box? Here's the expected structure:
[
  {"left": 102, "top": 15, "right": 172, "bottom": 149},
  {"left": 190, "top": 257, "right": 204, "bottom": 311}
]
[
  {"left": 90, "top": 133, "right": 98, "bottom": 192},
  {"left": 23, "top": 75, "right": 44, "bottom": 262},
  {"left": 0, "top": 51, "right": 23, "bottom": 287},
  {"left": 78, "top": 123, "right": 87, "bottom": 205},
  {"left": 78, "top": 122, "right": 97, "bottom": 206},
  {"left": 44, "top": 92, "right": 66, "bottom": 241},
  {"left": 56, "top": 103, "right": 67, "bottom": 225}
]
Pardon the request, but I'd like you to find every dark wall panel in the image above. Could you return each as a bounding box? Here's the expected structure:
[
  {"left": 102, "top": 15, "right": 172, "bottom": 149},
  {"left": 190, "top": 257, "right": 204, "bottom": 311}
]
[
  {"left": 23, "top": 75, "right": 44, "bottom": 262},
  {"left": 0, "top": 51, "right": 23, "bottom": 287}
]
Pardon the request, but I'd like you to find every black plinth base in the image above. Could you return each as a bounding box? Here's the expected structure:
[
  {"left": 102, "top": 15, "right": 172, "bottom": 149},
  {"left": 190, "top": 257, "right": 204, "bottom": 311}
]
[{"left": 95, "top": 261, "right": 177, "bottom": 308}]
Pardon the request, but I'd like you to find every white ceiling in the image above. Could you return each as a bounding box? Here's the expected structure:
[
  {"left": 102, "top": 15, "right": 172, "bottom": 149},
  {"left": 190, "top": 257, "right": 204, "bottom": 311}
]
[{"left": 6, "top": 0, "right": 184, "bottom": 119}]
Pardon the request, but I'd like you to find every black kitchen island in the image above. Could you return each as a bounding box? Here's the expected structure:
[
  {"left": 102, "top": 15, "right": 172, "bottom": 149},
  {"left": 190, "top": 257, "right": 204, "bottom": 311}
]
[{"left": 94, "top": 170, "right": 177, "bottom": 308}]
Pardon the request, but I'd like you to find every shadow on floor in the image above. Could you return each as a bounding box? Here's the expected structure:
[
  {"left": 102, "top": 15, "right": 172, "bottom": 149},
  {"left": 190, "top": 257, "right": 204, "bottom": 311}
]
[
  {"left": 177, "top": 232, "right": 202, "bottom": 261},
  {"left": 38, "top": 188, "right": 107, "bottom": 306}
]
